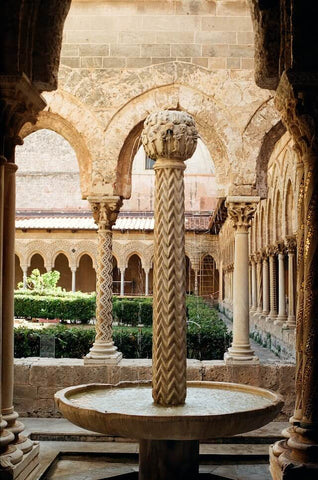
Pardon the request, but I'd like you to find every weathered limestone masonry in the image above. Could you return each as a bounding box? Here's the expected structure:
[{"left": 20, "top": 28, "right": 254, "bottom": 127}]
[{"left": 13, "top": 358, "right": 295, "bottom": 420}]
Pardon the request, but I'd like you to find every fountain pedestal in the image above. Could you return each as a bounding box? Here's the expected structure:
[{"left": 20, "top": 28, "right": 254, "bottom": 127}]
[{"left": 139, "top": 440, "right": 199, "bottom": 480}]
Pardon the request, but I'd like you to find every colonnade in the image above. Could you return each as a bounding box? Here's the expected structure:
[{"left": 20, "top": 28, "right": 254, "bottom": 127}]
[{"left": 250, "top": 236, "right": 296, "bottom": 329}]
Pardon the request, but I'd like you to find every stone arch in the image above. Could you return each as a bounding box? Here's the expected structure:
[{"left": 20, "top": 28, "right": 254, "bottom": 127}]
[
  {"left": 267, "top": 199, "right": 273, "bottom": 246},
  {"left": 285, "top": 179, "right": 295, "bottom": 236},
  {"left": 25, "top": 240, "right": 52, "bottom": 269},
  {"left": 75, "top": 242, "right": 98, "bottom": 270},
  {"left": 274, "top": 190, "right": 283, "bottom": 241},
  {"left": 20, "top": 89, "right": 105, "bottom": 197},
  {"left": 103, "top": 84, "right": 236, "bottom": 198},
  {"left": 243, "top": 97, "right": 286, "bottom": 198},
  {"left": 52, "top": 250, "right": 72, "bottom": 269}
]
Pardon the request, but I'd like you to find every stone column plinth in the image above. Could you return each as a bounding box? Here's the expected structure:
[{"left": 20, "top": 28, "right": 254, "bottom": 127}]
[
  {"left": 224, "top": 197, "right": 259, "bottom": 364},
  {"left": 285, "top": 236, "right": 296, "bottom": 328},
  {"left": 267, "top": 245, "right": 278, "bottom": 322},
  {"left": 262, "top": 252, "right": 269, "bottom": 316},
  {"left": 84, "top": 197, "right": 123, "bottom": 365},
  {"left": 275, "top": 241, "right": 287, "bottom": 325},
  {"left": 142, "top": 110, "right": 198, "bottom": 406}
]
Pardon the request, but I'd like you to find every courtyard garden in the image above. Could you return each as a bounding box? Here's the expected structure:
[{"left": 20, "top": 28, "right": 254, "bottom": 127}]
[{"left": 14, "top": 270, "right": 231, "bottom": 361}]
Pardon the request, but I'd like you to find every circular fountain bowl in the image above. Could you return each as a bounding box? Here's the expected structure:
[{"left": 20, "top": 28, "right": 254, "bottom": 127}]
[{"left": 55, "top": 381, "right": 283, "bottom": 441}]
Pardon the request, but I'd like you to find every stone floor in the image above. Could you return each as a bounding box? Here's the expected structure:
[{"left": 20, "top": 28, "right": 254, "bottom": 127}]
[{"left": 22, "top": 418, "right": 287, "bottom": 480}]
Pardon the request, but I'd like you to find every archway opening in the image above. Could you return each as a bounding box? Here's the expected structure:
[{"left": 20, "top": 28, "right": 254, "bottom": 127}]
[
  {"left": 15, "top": 255, "right": 23, "bottom": 288},
  {"left": 54, "top": 253, "right": 71, "bottom": 291},
  {"left": 28, "top": 254, "right": 46, "bottom": 276},
  {"left": 76, "top": 254, "right": 96, "bottom": 293},
  {"left": 125, "top": 254, "right": 144, "bottom": 296}
]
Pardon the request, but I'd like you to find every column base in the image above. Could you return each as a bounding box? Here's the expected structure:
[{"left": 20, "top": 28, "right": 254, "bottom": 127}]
[
  {"left": 0, "top": 441, "right": 39, "bottom": 480},
  {"left": 224, "top": 347, "right": 259, "bottom": 364},
  {"left": 266, "top": 314, "right": 276, "bottom": 323},
  {"left": 274, "top": 315, "right": 287, "bottom": 326},
  {"left": 84, "top": 341, "right": 123, "bottom": 365},
  {"left": 285, "top": 316, "right": 296, "bottom": 329}
]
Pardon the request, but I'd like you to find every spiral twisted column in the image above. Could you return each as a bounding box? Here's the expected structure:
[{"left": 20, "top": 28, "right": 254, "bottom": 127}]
[
  {"left": 142, "top": 110, "right": 198, "bottom": 406},
  {"left": 84, "top": 197, "right": 123, "bottom": 365}
]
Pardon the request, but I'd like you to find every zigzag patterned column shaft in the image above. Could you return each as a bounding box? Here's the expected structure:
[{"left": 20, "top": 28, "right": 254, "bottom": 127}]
[
  {"left": 152, "top": 159, "right": 187, "bottom": 406},
  {"left": 85, "top": 197, "right": 122, "bottom": 364},
  {"left": 142, "top": 110, "right": 198, "bottom": 406}
]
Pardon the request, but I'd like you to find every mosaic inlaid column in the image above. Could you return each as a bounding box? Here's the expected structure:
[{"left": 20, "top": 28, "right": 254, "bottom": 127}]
[
  {"left": 250, "top": 255, "right": 257, "bottom": 312},
  {"left": 262, "top": 251, "right": 269, "bottom": 316},
  {"left": 275, "top": 241, "right": 287, "bottom": 325},
  {"left": 267, "top": 245, "right": 277, "bottom": 322},
  {"left": 142, "top": 110, "right": 198, "bottom": 406},
  {"left": 84, "top": 197, "right": 123, "bottom": 365},
  {"left": 194, "top": 269, "right": 199, "bottom": 296},
  {"left": 285, "top": 236, "right": 296, "bottom": 328},
  {"left": 224, "top": 197, "right": 259, "bottom": 364}
]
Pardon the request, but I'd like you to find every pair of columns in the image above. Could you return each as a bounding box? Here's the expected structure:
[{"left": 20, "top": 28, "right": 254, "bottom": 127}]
[
  {"left": 250, "top": 238, "right": 296, "bottom": 328},
  {"left": 117, "top": 267, "right": 151, "bottom": 296}
]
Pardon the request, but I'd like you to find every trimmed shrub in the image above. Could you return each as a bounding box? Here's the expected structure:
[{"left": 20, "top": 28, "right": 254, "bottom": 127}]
[
  {"left": 14, "top": 292, "right": 96, "bottom": 323},
  {"left": 113, "top": 298, "right": 153, "bottom": 326}
]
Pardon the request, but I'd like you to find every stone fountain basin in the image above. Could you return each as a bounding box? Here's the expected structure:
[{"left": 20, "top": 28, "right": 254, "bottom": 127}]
[{"left": 55, "top": 381, "right": 283, "bottom": 441}]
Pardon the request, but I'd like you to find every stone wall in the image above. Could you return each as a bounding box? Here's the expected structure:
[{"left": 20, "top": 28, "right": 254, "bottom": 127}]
[
  {"left": 14, "top": 358, "right": 295, "bottom": 420},
  {"left": 62, "top": 1, "right": 254, "bottom": 72}
]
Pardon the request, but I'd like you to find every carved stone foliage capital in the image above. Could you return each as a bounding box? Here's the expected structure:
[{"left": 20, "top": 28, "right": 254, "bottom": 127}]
[
  {"left": 0, "top": 74, "right": 46, "bottom": 153},
  {"left": 266, "top": 244, "right": 278, "bottom": 257},
  {"left": 141, "top": 110, "right": 198, "bottom": 162},
  {"left": 89, "top": 196, "right": 123, "bottom": 231},
  {"left": 285, "top": 235, "right": 297, "bottom": 253},
  {"left": 276, "top": 240, "right": 286, "bottom": 255},
  {"left": 225, "top": 199, "right": 259, "bottom": 232}
]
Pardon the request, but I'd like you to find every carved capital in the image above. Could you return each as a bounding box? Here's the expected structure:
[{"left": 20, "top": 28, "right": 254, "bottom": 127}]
[
  {"left": 0, "top": 74, "right": 46, "bottom": 157},
  {"left": 88, "top": 196, "right": 123, "bottom": 231},
  {"left": 141, "top": 110, "right": 198, "bottom": 162},
  {"left": 225, "top": 196, "right": 260, "bottom": 232},
  {"left": 276, "top": 240, "right": 286, "bottom": 255},
  {"left": 267, "top": 244, "right": 278, "bottom": 257},
  {"left": 255, "top": 251, "right": 263, "bottom": 263},
  {"left": 285, "top": 235, "right": 297, "bottom": 254},
  {"left": 275, "top": 71, "right": 318, "bottom": 156}
]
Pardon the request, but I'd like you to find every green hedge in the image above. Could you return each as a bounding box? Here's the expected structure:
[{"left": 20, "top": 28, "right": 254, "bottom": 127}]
[
  {"left": 113, "top": 298, "right": 153, "bottom": 326},
  {"left": 14, "top": 297, "right": 232, "bottom": 360},
  {"left": 14, "top": 292, "right": 96, "bottom": 323}
]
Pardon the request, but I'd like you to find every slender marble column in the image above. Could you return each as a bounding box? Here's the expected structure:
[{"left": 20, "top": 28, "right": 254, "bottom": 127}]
[
  {"left": 120, "top": 268, "right": 125, "bottom": 296},
  {"left": 194, "top": 269, "right": 199, "bottom": 296},
  {"left": 71, "top": 268, "right": 76, "bottom": 293},
  {"left": 21, "top": 266, "right": 28, "bottom": 289},
  {"left": 144, "top": 269, "right": 149, "bottom": 296},
  {"left": 267, "top": 245, "right": 278, "bottom": 322},
  {"left": 275, "top": 241, "right": 287, "bottom": 325},
  {"left": 2, "top": 163, "right": 32, "bottom": 456},
  {"left": 250, "top": 256, "right": 257, "bottom": 311},
  {"left": 219, "top": 260, "right": 223, "bottom": 304},
  {"left": 262, "top": 252, "right": 269, "bottom": 316},
  {"left": 224, "top": 197, "right": 259, "bottom": 364},
  {"left": 285, "top": 236, "right": 296, "bottom": 328},
  {"left": 142, "top": 110, "right": 198, "bottom": 407},
  {"left": 0, "top": 156, "right": 21, "bottom": 469},
  {"left": 256, "top": 251, "right": 263, "bottom": 314},
  {"left": 84, "top": 197, "right": 122, "bottom": 365}
]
